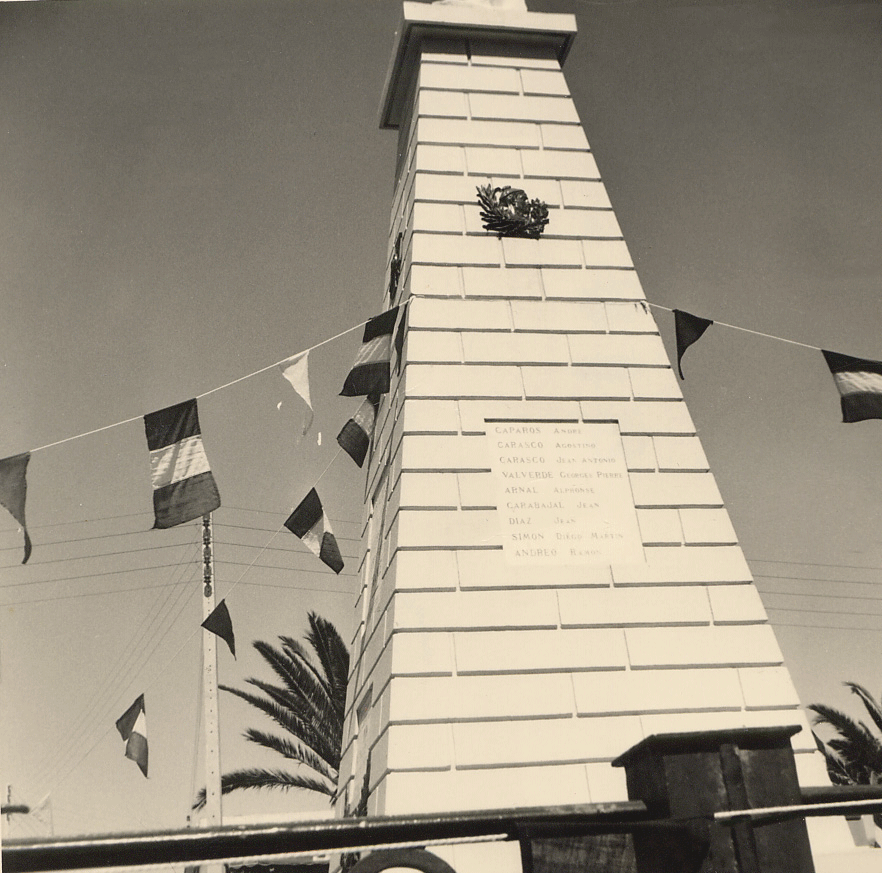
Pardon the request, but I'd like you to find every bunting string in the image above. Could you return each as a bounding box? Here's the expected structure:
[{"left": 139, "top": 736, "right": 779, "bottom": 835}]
[
  {"left": 9, "top": 295, "right": 858, "bottom": 461},
  {"left": 196, "top": 318, "right": 383, "bottom": 402},
  {"left": 25, "top": 301, "right": 411, "bottom": 457},
  {"left": 30, "top": 415, "right": 145, "bottom": 456},
  {"left": 647, "top": 302, "right": 821, "bottom": 351}
]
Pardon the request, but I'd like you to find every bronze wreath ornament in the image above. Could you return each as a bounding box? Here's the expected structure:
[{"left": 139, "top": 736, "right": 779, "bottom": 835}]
[{"left": 476, "top": 183, "right": 549, "bottom": 239}]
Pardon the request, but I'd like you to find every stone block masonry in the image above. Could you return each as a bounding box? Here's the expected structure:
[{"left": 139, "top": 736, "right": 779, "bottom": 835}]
[{"left": 334, "top": 6, "right": 836, "bottom": 871}]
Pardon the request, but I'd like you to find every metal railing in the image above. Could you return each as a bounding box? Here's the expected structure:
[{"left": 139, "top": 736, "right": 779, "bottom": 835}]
[{"left": 4, "top": 787, "right": 882, "bottom": 873}]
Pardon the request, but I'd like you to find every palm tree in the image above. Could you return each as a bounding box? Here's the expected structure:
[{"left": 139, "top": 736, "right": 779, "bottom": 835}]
[
  {"left": 194, "top": 611, "right": 349, "bottom": 809},
  {"left": 808, "top": 681, "right": 882, "bottom": 828}
]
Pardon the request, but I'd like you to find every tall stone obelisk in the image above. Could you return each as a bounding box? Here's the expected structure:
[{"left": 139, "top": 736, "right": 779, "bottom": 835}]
[{"left": 335, "top": 2, "right": 846, "bottom": 869}]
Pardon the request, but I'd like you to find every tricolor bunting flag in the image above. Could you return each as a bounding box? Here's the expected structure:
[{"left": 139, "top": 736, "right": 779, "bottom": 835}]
[
  {"left": 201, "top": 599, "right": 236, "bottom": 658},
  {"left": 673, "top": 309, "right": 714, "bottom": 380},
  {"left": 394, "top": 305, "right": 407, "bottom": 375},
  {"left": 116, "top": 694, "right": 148, "bottom": 777},
  {"left": 285, "top": 488, "right": 344, "bottom": 574},
  {"left": 144, "top": 399, "right": 221, "bottom": 529},
  {"left": 388, "top": 232, "right": 403, "bottom": 304},
  {"left": 0, "top": 452, "right": 32, "bottom": 564},
  {"left": 340, "top": 306, "right": 400, "bottom": 397},
  {"left": 822, "top": 349, "right": 882, "bottom": 423},
  {"left": 337, "top": 396, "right": 379, "bottom": 468},
  {"left": 279, "top": 352, "right": 314, "bottom": 436}
]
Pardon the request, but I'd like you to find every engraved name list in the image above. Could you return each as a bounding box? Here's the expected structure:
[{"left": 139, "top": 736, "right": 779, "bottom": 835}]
[{"left": 486, "top": 421, "right": 644, "bottom": 566}]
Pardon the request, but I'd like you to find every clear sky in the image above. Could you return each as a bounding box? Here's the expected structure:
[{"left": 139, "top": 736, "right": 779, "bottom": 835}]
[{"left": 1, "top": 0, "right": 881, "bottom": 842}]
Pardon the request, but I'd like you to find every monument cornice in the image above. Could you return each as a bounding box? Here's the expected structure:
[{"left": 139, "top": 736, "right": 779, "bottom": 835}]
[{"left": 379, "top": 1, "right": 578, "bottom": 130}]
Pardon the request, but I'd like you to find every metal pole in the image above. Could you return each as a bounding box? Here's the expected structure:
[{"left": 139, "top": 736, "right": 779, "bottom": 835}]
[
  {"left": 201, "top": 515, "right": 223, "bottom": 832},
  {"left": 1, "top": 801, "right": 651, "bottom": 872}
]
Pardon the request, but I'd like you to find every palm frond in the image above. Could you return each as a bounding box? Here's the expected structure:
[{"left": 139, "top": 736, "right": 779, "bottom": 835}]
[
  {"left": 809, "top": 702, "right": 882, "bottom": 775},
  {"left": 244, "top": 676, "right": 342, "bottom": 759},
  {"left": 252, "top": 639, "right": 318, "bottom": 700},
  {"left": 253, "top": 640, "right": 337, "bottom": 726},
  {"left": 255, "top": 660, "right": 343, "bottom": 751},
  {"left": 249, "top": 669, "right": 342, "bottom": 736},
  {"left": 243, "top": 726, "right": 327, "bottom": 767},
  {"left": 812, "top": 730, "right": 861, "bottom": 785},
  {"left": 276, "top": 651, "right": 345, "bottom": 739},
  {"left": 279, "top": 633, "right": 331, "bottom": 687},
  {"left": 809, "top": 702, "right": 869, "bottom": 741},
  {"left": 220, "top": 683, "right": 305, "bottom": 733},
  {"left": 244, "top": 676, "right": 309, "bottom": 715},
  {"left": 305, "top": 611, "right": 350, "bottom": 708},
  {"left": 220, "top": 682, "right": 338, "bottom": 765},
  {"left": 193, "top": 768, "right": 334, "bottom": 810},
  {"left": 845, "top": 682, "right": 882, "bottom": 736},
  {"left": 245, "top": 728, "right": 337, "bottom": 783}
]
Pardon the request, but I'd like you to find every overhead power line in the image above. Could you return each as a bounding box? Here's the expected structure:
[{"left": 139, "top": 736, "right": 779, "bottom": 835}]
[
  {"left": 33, "top": 496, "right": 358, "bottom": 800},
  {"left": 0, "top": 511, "right": 150, "bottom": 531},
  {"left": 774, "top": 622, "right": 882, "bottom": 633},
  {"left": 236, "top": 579, "right": 357, "bottom": 592},
  {"left": 212, "top": 540, "right": 360, "bottom": 555},
  {"left": 0, "top": 527, "right": 191, "bottom": 552},
  {"left": 765, "top": 605, "right": 882, "bottom": 618},
  {"left": 757, "top": 588, "right": 882, "bottom": 603},
  {"left": 30, "top": 544, "right": 200, "bottom": 790},
  {"left": 216, "top": 558, "right": 359, "bottom": 572},
  {"left": 0, "top": 562, "right": 201, "bottom": 590},
  {"left": 222, "top": 505, "right": 362, "bottom": 526},
  {"left": 214, "top": 524, "right": 361, "bottom": 542},
  {"left": 750, "top": 557, "right": 882, "bottom": 572},
  {"left": 754, "top": 573, "right": 882, "bottom": 588},
  {"left": 0, "top": 504, "right": 362, "bottom": 537},
  {"left": 0, "top": 581, "right": 190, "bottom": 607},
  {"left": 34, "top": 566, "right": 200, "bottom": 794},
  {"left": 0, "top": 542, "right": 199, "bottom": 568},
  {"left": 2, "top": 576, "right": 358, "bottom": 606},
  {"left": 39, "top": 579, "right": 200, "bottom": 798}
]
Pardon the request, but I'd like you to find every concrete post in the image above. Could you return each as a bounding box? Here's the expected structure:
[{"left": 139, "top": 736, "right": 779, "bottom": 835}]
[{"left": 612, "top": 727, "right": 815, "bottom": 873}]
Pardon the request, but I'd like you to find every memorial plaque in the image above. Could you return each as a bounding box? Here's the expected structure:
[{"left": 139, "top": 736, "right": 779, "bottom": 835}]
[{"left": 487, "top": 421, "right": 644, "bottom": 565}]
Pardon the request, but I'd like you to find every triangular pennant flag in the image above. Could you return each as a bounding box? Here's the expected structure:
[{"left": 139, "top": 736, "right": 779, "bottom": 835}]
[
  {"left": 387, "top": 232, "right": 403, "bottom": 305},
  {"left": 116, "top": 694, "right": 148, "bottom": 777},
  {"left": 284, "top": 488, "right": 344, "bottom": 574},
  {"left": 201, "top": 599, "right": 236, "bottom": 658},
  {"left": 337, "top": 396, "right": 379, "bottom": 468},
  {"left": 822, "top": 349, "right": 882, "bottom": 423},
  {"left": 279, "top": 352, "right": 314, "bottom": 436},
  {"left": 340, "top": 306, "right": 400, "bottom": 397},
  {"left": 394, "top": 305, "right": 407, "bottom": 376},
  {"left": 144, "top": 399, "right": 221, "bottom": 529},
  {"left": 0, "top": 452, "right": 32, "bottom": 564},
  {"left": 673, "top": 309, "right": 713, "bottom": 380}
]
